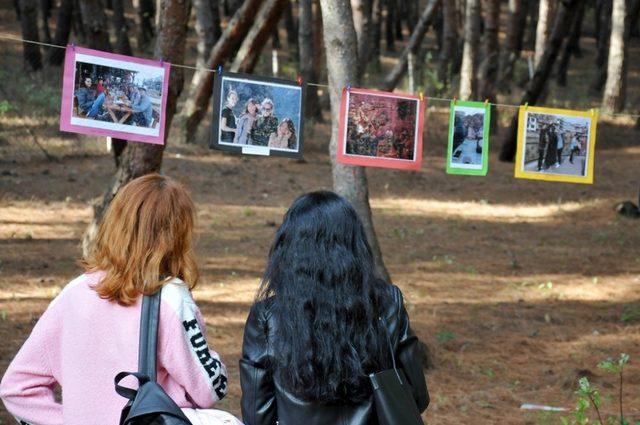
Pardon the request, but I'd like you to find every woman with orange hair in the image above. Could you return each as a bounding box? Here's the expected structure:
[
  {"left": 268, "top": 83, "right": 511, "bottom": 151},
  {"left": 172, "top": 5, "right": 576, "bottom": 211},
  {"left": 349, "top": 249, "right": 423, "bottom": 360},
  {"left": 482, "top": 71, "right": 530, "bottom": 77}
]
[{"left": 0, "top": 174, "right": 242, "bottom": 425}]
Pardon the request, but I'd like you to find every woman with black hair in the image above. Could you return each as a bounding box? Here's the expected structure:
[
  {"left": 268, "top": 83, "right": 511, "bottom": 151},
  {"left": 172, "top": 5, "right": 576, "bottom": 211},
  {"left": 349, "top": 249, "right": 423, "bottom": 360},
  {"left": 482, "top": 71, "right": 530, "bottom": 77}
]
[{"left": 240, "top": 191, "right": 429, "bottom": 425}]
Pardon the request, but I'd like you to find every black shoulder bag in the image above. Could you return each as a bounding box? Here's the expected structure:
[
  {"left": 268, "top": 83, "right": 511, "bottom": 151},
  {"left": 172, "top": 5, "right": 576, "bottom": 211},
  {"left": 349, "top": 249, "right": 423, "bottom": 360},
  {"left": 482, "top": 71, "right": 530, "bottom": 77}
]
[
  {"left": 369, "top": 317, "right": 424, "bottom": 425},
  {"left": 114, "top": 291, "right": 193, "bottom": 425}
]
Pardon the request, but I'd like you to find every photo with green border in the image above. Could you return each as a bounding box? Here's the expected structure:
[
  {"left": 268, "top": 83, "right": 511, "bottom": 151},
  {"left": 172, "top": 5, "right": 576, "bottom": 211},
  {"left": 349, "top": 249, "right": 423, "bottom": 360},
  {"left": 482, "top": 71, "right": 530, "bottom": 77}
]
[{"left": 446, "top": 100, "right": 491, "bottom": 176}]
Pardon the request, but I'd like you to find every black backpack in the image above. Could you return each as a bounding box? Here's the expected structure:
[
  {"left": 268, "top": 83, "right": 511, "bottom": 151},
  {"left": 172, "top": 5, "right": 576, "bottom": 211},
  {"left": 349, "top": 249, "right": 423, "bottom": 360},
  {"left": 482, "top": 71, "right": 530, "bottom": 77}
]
[{"left": 115, "top": 291, "right": 193, "bottom": 425}]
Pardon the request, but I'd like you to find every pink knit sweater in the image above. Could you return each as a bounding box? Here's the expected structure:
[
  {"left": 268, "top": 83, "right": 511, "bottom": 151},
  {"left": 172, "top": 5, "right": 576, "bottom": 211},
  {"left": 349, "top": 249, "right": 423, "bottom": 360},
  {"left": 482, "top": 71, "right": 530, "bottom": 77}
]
[{"left": 0, "top": 271, "right": 228, "bottom": 424}]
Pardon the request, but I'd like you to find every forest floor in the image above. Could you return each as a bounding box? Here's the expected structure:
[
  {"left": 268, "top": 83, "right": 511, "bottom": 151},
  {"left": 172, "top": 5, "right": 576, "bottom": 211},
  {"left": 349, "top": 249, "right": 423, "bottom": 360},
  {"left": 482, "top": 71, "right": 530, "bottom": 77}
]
[{"left": 2, "top": 1, "right": 640, "bottom": 424}]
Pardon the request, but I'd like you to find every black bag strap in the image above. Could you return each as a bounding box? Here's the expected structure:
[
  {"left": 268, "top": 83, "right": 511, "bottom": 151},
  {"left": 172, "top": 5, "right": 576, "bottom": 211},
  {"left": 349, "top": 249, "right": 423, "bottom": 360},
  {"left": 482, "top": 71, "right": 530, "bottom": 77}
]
[
  {"left": 138, "top": 290, "right": 161, "bottom": 381},
  {"left": 378, "top": 316, "right": 400, "bottom": 379}
]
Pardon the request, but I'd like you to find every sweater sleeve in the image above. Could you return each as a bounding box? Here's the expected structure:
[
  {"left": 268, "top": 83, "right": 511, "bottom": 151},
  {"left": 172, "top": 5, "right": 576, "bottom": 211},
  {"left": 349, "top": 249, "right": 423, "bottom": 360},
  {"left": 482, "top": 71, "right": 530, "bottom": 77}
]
[
  {"left": 0, "top": 302, "right": 63, "bottom": 425},
  {"left": 159, "top": 284, "right": 228, "bottom": 408}
]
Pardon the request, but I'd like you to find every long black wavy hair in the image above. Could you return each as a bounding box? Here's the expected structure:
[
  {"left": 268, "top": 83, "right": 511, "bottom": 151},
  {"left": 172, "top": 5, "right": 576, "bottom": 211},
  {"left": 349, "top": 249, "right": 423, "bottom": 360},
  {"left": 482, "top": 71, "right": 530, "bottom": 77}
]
[{"left": 258, "top": 191, "right": 393, "bottom": 403}]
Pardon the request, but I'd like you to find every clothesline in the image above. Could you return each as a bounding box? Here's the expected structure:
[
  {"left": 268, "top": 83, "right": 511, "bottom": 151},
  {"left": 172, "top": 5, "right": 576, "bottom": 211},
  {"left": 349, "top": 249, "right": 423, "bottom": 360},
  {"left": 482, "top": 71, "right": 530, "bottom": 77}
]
[{"left": 2, "top": 33, "right": 640, "bottom": 119}]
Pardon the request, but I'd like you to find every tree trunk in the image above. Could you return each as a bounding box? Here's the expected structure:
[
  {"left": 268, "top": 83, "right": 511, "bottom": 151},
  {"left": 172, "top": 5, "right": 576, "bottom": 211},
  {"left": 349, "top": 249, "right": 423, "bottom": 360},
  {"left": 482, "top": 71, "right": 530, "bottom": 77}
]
[
  {"left": 47, "top": 0, "right": 73, "bottom": 65},
  {"left": 83, "top": 0, "right": 191, "bottom": 254},
  {"left": 351, "top": 0, "right": 373, "bottom": 77},
  {"left": 299, "top": 0, "right": 322, "bottom": 119},
  {"left": 230, "top": 0, "right": 287, "bottom": 73},
  {"left": 385, "top": 0, "right": 396, "bottom": 51},
  {"left": 499, "top": 0, "right": 581, "bottom": 161},
  {"left": 592, "top": 0, "right": 612, "bottom": 91},
  {"left": 210, "top": 0, "right": 222, "bottom": 39},
  {"left": 79, "top": 0, "right": 112, "bottom": 51},
  {"left": 371, "top": 0, "right": 382, "bottom": 63},
  {"left": 319, "top": 0, "right": 391, "bottom": 282},
  {"left": 112, "top": 0, "right": 132, "bottom": 55},
  {"left": 183, "top": 0, "right": 264, "bottom": 142},
  {"left": 556, "top": 0, "right": 586, "bottom": 86},
  {"left": 500, "top": 0, "right": 528, "bottom": 85},
  {"left": 459, "top": 0, "right": 480, "bottom": 100},
  {"left": 437, "top": 0, "right": 457, "bottom": 88},
  {"left": 381, "top": 0, "right": 439, "bottom": 91},
  {"left": 283, "top": 0, "right": 298, "bottom": 50},
  {"left": 533, "top": 0, "right": 556, "bottom": 68},
  {"left": 478, "top": 0, "right": 499, "bottom": 132},
  {"left": 602, "top": 0, "right": 629, "bottom": 113},
  {"left": 39, "top": 0, "right": 52, "bottom": 44},
  {"left": 134, "top": 0, "right": 155, "bottom": 51},
  {"left": 19, "top": 0, "right": 42, "bottom": 71},
  {"left": 71, "top": 0, "right": 86, "bottom": 42},
  {"left": 183, "top": 0, "right": 218, "bottom": 136},
  {"left": 629, "top": 0, "right": 640, "bottom": 37}
]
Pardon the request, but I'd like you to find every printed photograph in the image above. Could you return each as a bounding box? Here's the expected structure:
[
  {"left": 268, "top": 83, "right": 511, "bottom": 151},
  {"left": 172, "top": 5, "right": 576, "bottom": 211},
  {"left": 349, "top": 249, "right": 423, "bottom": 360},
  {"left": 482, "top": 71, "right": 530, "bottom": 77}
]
[
  {"left": 337, "top": 88, "right": 423, "bottom": 170},
  {"left": 515, "top": 106, "right": 596, "bottom": 184},
  {"left": 210, "top": 72, "right": 304, "bottom": 157},
  {"left": 447, "top": 101, "right": 490, "bottom": 175},
  {"left": 60, "top": 46, "right": 169, "bottom": 145}
]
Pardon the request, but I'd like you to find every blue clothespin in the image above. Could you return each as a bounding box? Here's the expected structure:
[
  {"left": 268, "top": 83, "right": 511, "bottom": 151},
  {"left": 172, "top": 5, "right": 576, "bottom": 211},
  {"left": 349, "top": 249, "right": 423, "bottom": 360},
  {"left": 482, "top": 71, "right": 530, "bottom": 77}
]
[
  {"left": 160, "top": 57, "right": 164, "bottom": 67},
  {"left": 70, "top": 43, "right": 76, "bottom": 51},
  {"left": 217, "top": 65, "right": 223, "bottom": 74},
  {"left": 346, "top": 84, "right": 351, "bottom": 92}
]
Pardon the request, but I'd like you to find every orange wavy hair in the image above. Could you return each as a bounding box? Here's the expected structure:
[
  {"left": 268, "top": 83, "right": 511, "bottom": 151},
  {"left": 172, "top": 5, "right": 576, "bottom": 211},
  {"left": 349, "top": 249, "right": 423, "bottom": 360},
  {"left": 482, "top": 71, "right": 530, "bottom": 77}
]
[{"left": 82, "top": 173, "right": 199, "bottom": 305}]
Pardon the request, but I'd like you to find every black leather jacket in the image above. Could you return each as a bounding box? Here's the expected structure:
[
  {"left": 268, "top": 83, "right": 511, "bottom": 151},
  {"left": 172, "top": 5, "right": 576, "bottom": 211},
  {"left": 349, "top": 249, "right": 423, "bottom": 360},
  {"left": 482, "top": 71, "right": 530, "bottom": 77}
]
[{"left": 239, "top": 284, "right": 429, "bottom": 425}]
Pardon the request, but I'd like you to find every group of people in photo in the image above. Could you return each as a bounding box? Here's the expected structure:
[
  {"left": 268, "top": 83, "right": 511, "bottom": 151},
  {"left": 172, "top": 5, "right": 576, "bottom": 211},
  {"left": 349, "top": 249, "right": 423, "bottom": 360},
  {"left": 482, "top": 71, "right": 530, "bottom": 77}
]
[
  {"left": 220, "top": 90, "right": 297, "bottom": 150},
  {"left": 74, "top": 71, "right": 156, "bottom": 128},
  {"left": 0, "top": 174, "right": 429, "bottom": 424},
  {"left": 536, "top": 121, "right": 584, "bottom": 171},
  {"left": 347, "top": 100, "right": 415, "bottom": 160}
]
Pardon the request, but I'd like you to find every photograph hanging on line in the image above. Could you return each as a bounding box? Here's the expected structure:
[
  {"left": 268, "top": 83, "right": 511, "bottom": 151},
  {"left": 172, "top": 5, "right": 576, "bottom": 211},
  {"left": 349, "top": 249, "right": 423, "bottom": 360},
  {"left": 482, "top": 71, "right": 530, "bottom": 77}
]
[
  {"left": 446, "top": 100, "right": 490, "bottom": 176},
  {"left": 60, "top": 46, "right": 170, "bottom": 145},
  {"left": 337, "top": 88, "right": 424, "bottom": 170},
  {"left": 209, "top": 71, "right": 305, "bottom": 158},
  {"left": 515, "top": 106, "right": 597, "bottom": 184}
]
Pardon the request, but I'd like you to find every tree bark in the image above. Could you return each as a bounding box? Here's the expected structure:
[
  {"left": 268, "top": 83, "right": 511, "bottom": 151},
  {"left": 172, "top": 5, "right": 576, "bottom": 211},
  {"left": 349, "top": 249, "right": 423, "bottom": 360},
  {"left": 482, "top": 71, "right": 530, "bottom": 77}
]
[
  {"left": 83, "top": 0, "right": 191, "bottom": 254},
  {"left": 79, "top": 0, "right": 111, "bottom": 51},
  {"left": 500, "top": 0, "right": 580, "bottom": 161},
  {"left": 371, "top": 0, "right": 382, "bottom": 62},
  {"left": 47, "top": 0, "right": 73, "bottom": 65},
  {"left": 283, "top": 0, "right": 298, "bottom": 50},
  {"left": 71, "top": 0, "right": 86, "bottom": 42},
  {"left": 19, "top": 0, "right": 42, "bottom": 71},
  {"left": 210, "top": 0, "right": 222, "bottom": 39},
  {"left": 230, "top": 0, "right": 287, "bottom": 73},
  {"left": 381, "top": 0, "right": 439, "bottom": 91},
  {"left": 183, "top": 0, "right": 218, "bottom": 135},
  {"left": 437, "top": 0, "right": 457, "bottom": 88},
  {"left": 629, "top": 0, "right": 640, "bottom": 37},
  {"left": 556, "top": 0, "right": 586, "bottom": 86},
  {"left": 592, "top": 0, "right": 612, "bottom": 91},
  {"left": 385, "top": 0, "right": 396, "bottom": 51},
  {"left": 459, "top": 0, "right": 480, "bottom": 100},
  {"left": 133, "top": 0, "right": 155, "bottom": 51},
  {"left": 319, "top": 0, "right": 391, "bottom": 282},
  {"left": 182, "top": 0, "right": 264, "bottom": 142},
  {"left": 299, "top": 0, "right": 322, "bottom": 119},
  {"left": 39, "top": 0, "right": 52, "bottom": 44},
  {"left": 533, "top": 0, "right": 555, "bottom": 68},
  {"left": 112, "top": 0, "right": 132, "bottom": 55},
  {"left": 602, "top": 0, "right": 629, "bottom": 113},
  {"left": 351, "top": 0, "right": 373, "bottom": 77},
  {"left": 478, "top": 0, "right": 499, "bottom": 109},
  {"left": 500, "top": 0, "right": 528, "bottom": 85}
]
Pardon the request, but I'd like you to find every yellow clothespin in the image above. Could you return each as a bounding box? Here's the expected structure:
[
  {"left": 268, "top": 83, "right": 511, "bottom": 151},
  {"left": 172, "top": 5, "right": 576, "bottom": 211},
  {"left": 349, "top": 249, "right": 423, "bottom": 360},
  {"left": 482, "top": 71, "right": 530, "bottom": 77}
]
[
  {"left": 484, "top": 99, "right": 490, "bottom": 107},
  {"left": 419, "top": 91, "right": 424, "bottom": 102},
  {"left": 524, "top": 102, "right": 529, "bottom": 110},
  {"left": 453, "top": 96, "right": 457, "bottom": 105}
]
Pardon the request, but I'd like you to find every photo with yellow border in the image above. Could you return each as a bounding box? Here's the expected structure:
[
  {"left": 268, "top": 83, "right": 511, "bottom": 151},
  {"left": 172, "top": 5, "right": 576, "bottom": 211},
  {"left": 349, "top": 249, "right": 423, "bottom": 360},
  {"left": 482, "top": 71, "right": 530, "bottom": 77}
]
[{"left": 514, "top": 105, "right": 597, "bottom": 184}]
